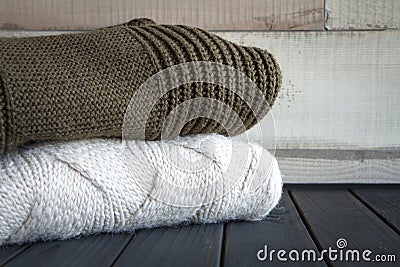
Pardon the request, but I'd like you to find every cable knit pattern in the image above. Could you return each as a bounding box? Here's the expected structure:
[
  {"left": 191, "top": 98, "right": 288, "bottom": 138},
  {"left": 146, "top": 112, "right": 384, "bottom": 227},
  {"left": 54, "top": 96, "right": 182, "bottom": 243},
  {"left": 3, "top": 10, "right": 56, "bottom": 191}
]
[
  {"left": 0, "top": 134, "right": 282, "bottom": 245},
  {"left": 0, "top": 19, "right": 281, "bottom": 154}
]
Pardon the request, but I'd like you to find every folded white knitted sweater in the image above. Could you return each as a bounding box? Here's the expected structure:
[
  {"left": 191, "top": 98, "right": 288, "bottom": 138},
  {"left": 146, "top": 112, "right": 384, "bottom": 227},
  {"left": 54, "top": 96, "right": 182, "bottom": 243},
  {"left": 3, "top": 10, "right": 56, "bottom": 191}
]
[{"left": 0, "top": 134, "right": 282, "bottom": 245}]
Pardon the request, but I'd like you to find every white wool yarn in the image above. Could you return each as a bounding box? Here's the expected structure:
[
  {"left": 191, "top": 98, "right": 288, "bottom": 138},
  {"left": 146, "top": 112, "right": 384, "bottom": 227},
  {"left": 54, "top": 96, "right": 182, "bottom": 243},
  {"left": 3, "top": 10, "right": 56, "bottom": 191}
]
[{"left": 0, "top": 134, "right": 282, "bottom": 245}]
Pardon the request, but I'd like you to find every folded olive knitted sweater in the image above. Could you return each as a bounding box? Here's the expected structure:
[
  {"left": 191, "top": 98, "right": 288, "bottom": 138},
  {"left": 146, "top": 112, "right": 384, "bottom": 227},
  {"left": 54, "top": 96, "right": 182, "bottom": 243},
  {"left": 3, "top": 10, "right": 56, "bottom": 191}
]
[{"left": 0, "top": 18, "right": 281, "bottom": 154}]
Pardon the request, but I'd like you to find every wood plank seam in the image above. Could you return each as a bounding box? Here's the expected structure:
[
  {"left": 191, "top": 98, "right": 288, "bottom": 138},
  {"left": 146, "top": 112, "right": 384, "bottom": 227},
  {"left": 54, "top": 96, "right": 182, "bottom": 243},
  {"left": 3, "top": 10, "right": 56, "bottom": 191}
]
[
  {"left": 109, "top": 235, "right": 135, "bottom": 266},
  {"left": 3, "top": 234, "right": 134, "bottom": 266},
  {"left": 219, "top": 223, "right": 226, "bottom": 267},
  {"left": 324, "top": 0, "right": 328, "bottom": 31},
  {"left": 221, "top": 190, "right": 326, "bottom": 266},
  {"left": 286, "top": 184, "right": 400, "bottom": 190},
  {"left": 286, "top": 190, "right": 330, "bottom": 266},
  {"left": 0, "top": 245, "right": 30, "bottom": 266},
  {"left": 276, "top": 149, "right": 400, "bottom": 160},
  {"left": 349, "top": 190, "right": 400, "bottom": 237},
  {"left": 111, "top": 224, "right": 223, "bottom": 266}
]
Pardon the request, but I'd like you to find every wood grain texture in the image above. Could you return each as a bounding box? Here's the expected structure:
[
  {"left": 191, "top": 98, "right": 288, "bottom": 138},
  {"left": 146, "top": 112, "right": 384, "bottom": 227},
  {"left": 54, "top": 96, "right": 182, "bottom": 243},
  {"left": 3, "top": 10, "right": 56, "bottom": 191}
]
[
  {"left": 113, "top": 224, "right": 222, "bottom": 267},
  {"left": 325, "top": 0, "right": 400, "bottom": 30},
  {"left": 1, "top": 30, "right": 399, "bottom": 150},
  {"left": 0, "top": 0, "right": 324, "bottom": 31},
  {"left": 277, "top": 156, "right": 400, "bottom": 183},
  {"left": 223, "top": 190, "right": 326, "bottom": 266},
  {"left": 0, "top": 245, "right": 29, "bottom": 266},
  {"left": 218, "top": 31, "right": 400, "bottom": 149},
  {"left": 276, "top": 149, "right": 400, "bottom": 183},
  {"left": 290, "top": 188, "right": 400, "bottom": 266},
  {"left": 5, "top": 234, "right": 132, "bottom": 267},
  {"left": 352, "top": 188, "right": 400, "bottom": 233}
]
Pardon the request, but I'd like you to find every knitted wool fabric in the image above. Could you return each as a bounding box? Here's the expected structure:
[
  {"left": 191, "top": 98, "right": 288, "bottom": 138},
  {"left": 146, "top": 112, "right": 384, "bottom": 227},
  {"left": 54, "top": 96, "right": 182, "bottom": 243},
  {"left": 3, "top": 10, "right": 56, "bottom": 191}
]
[
  {"left": 0, "top": 18, "right": 281, "bottom": 155},
  {"left": 0, "top": 134, "right": 282, "bottom": 245}
]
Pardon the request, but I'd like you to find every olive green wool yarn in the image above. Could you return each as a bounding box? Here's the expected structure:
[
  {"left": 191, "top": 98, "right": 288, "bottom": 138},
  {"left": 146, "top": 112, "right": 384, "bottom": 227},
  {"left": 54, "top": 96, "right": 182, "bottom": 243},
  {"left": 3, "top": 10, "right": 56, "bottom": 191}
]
[{"left": 0, "top": 18, "right": 281, "bottom": 154}]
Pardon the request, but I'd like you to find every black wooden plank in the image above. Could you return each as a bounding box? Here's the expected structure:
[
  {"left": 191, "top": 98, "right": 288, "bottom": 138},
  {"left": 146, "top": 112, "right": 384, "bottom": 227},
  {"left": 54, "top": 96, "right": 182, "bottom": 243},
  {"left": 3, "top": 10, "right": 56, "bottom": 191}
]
[
  {"left": 113, "top": 223, "right": 222, "bottom": 267},
  {"left": 5, "top": 233, "right": 132, "bottom": 267},
  {"left": 291, "top": 187, "right": 400, "bottom": 266},
  {"left": 222, "top": 190, "right": 326, "bottom": 266},
  {"left": 352, "top": 188, "right": 400, "bottom": 233},
  {"left": 0, "top": 245, "right": 29, "bottom": 266},
  {"left": 287, "top": 184, "right": 400, "bottom": 190}
]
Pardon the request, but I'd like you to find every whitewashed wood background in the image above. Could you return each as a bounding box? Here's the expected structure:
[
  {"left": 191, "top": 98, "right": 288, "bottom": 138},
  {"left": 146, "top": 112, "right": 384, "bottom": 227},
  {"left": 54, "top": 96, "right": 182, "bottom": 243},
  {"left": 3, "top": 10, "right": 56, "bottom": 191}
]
[{"left": 0, "top": 0, "right": 399, "bottom": 183}]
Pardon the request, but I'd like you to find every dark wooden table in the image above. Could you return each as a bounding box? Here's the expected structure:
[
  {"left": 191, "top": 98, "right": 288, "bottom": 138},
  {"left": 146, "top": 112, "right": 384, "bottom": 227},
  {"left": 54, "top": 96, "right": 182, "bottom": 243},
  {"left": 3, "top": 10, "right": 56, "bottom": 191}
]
[{"left": 1, "top": 184, "right": 399, "bottom": 266}]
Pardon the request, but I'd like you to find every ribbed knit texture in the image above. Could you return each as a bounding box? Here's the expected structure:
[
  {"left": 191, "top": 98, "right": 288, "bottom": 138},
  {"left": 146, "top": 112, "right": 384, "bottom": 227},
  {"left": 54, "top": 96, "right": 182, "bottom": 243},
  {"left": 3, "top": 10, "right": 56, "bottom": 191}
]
[
  {"left": 0, "top": 134, "right": 282, "bottom": 245},
  {"left": 0, "top": 18, "right": 281, "bottom": 154},
  {"left": 0, "top": 73, "right": 6, "bottom": 155}
]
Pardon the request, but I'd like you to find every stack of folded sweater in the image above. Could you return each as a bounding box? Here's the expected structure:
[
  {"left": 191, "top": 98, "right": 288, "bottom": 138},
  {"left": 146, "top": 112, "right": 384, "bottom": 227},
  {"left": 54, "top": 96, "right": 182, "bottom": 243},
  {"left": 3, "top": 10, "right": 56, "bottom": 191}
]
[{"left": 0, "top": 18, "right": 283, "bottom": 246}]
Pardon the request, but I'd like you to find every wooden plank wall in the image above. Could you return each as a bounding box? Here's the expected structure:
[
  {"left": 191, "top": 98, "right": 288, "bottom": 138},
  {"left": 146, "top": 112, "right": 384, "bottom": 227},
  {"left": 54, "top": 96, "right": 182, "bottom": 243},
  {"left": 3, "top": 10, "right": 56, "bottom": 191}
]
[
  {"left": 219, "top": 31, "right": 400, "bottom": 149},
  {"left": 0, "top": 0, "right": 325, "bottom": 30},
  {"left": 0, "top": 0, "right": 399, "bottom": 183},
  {"left": 326, "top": 0, "right": 400, "bottom": 30}
]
